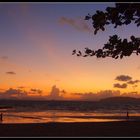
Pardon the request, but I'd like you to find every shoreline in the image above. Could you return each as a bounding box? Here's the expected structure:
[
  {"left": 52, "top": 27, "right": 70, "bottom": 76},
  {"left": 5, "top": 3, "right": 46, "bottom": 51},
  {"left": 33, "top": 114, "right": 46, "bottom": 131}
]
[
  {"left": 0, "top": 121, "right": 140, "bottom": 137},
  {"left": 3, "top": 113, "right": 140, "bottom": 124}
]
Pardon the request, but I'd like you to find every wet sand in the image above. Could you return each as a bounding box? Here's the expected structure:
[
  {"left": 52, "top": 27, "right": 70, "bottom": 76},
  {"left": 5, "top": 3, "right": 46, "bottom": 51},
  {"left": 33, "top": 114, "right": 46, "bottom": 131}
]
[{"left": 0, "top": 121, "right": 140, "bottom": 137}]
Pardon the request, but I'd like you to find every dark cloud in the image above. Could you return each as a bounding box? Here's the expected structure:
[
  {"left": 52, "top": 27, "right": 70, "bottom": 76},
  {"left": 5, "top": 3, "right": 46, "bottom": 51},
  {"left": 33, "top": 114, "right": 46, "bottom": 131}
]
[
  {"left": 121, "top": 91, "right": 139, "bottom": 98},
  {"left": 0, "top": 88, "right": 27, "bottom": 99},
  {"left": 132, "top": 85, "right": 138, "bottom": 90},
  {"left": 0, "top": 86, "right": 66, "bottom": 100},
  {"left": 59, "top": 17, "right": 91, "bottom": 33},
  {"left": 30, "top": 88, "right": 42, "bottom": 94},
  {"left": 73, "top": 89, "right": 140, "bottom": 101},
  {"left": 61, "top": 90, "right": 66, "bottom": 94},
  {"left": 98, "top": 90, "right": 121, "bottom": 97},
  {"left": 114, "top": 83, "right": 127, "bottom": 88},
  {"left": 6, "top": 71, "right": 16, "bottom": 75},
  {"left": 127, "top": 80, "right": 140, "bottom": 85},
  {"left": 17, "top": 86, "right": 25, "bottom": 89},
  {"left": 132, "top": 85, "right": 138, "bottom": 88},
  {"left": 79, "top": 93, "right": 96, "bottom": 101},
  {"left": 5, "top": 88, "right": 26, "bottom": 95},
  {"left": 115, "top": 75, "right": 132, "bottom": 82},
  {"left": 0, "top": 88, "right": 44, "bottom": 99},
  {"left": 74, "top": 93, "right": 83, "bottom": 96},
  {"left": 47, "top": 85, "right": 65, "bottom": 100},
  {"left": 129, "top": 91, "right": 138, "bottom": 94},
  {"left": 1, "top": 56, "right": 8, "bottom": 60},
  {"left": 114, "top": 75, "right": 140, "bottom": 90},
  {"left": 74, "top": 90, "right": 121, "bottom": 101}
]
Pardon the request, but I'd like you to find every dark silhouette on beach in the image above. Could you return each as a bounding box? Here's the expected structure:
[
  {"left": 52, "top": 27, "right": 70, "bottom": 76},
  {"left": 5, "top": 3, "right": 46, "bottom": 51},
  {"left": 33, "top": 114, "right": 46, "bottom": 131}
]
[
  {"left": 0, "top": 113, "right": 3, "bottom": 122},
  {"left": 127, "top": 111, "right": 129, "bottom": 120}
]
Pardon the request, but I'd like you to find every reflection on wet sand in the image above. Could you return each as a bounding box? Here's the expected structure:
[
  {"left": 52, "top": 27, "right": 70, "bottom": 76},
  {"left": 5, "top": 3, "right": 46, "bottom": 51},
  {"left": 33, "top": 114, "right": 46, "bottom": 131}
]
[{"left": 2, "top": 110, "right": 140, "bottom": 124}]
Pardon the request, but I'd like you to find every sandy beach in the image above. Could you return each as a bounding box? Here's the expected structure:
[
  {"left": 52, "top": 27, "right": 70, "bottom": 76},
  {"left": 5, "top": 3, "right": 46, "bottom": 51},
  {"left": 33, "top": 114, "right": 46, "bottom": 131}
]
[{"left": 0, "top": 121, "right": 140, "bottom": 137}]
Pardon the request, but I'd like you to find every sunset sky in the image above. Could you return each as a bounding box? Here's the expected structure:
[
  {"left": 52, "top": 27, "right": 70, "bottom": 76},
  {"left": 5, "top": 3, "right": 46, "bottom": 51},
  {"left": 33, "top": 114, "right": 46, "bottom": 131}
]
[{"left": 1, "top": 2, "right": 140, "bottom": 100}]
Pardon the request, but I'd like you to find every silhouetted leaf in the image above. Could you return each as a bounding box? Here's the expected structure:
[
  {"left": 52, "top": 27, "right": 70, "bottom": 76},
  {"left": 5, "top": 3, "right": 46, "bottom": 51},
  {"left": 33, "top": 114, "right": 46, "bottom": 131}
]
[
  {"left": 101, "top": 26, "right": 105, "bottom": 31},
  {"left": 130, "top": 36, "right": 135, "bottom": 41},
  {"left": 85, "top": 48, "right": 92, "bottom": 54},
  {"left": 94, "top": 29, "right": 98, "bottom": 35},
  {"left": 72, "top": 50, "right": 76, "bottom": 55},
  {"left": 78, "top": 51, "right": 82, "bottom": 56},
  {"left": 85, "top": 15, "right": 91, "bottom": 20},
  {"left": 73, "top": 3, "right": 140, "bottom": 59},
  {"left": 137, "top": 22, "right": 140, "bottom": 26},
  {"left": 83, "top": 55, "right": 88, "bottom": 57},
  {"left": 120, "top": 54, "right": 123, "bottom": 59}
]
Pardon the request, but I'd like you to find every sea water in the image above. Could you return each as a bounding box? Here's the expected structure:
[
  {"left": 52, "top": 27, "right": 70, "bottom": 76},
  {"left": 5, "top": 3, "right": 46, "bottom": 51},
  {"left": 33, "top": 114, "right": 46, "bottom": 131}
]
[{"left": 0, "top": 100, "right": 140, "bottom": 123}]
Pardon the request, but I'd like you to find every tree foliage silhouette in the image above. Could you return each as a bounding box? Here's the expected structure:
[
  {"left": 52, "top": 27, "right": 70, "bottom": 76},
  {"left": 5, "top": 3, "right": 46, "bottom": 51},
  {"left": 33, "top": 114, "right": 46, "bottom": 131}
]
[{"left": 73, "top": 3, "right": 140, "bottom": 59}]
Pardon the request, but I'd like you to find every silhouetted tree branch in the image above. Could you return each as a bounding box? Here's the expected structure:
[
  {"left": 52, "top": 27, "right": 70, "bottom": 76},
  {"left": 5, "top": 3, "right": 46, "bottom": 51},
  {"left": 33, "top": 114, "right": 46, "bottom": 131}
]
[{"left": 73, "top": 3, "right": 140, "bottom": 59}]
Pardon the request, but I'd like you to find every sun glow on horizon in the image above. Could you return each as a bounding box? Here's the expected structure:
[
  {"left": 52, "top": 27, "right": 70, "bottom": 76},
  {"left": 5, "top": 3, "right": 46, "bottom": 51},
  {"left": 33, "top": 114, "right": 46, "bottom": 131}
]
[{"left": 0, "top": 3, "right": 140, "bottom": 100}]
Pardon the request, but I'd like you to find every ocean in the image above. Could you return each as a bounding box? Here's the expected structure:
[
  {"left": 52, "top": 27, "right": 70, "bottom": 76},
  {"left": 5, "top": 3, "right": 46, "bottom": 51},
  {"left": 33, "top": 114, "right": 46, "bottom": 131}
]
[{"left": 0, "top": 99, "right": 140, "bottom": 123}]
